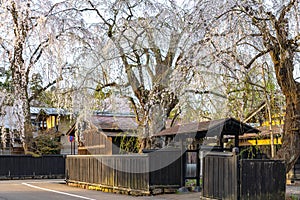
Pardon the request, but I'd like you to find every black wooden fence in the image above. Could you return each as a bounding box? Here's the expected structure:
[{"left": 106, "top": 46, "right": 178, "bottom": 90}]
[
  {"left": 240, "top": 159, "right": 286, "bottom": 200},
  {"left": 0, "top": 155, "right": 65, "bottom": 179},
  {"left": 66, "top": 149, "right": 183, "bottom": 194},
  {"left": 290, "top": 157, "right": 300, "bottom": 181},
  {"left": 202, "top": 152, "right": 238, "bottom": 199},
  {"left": 201, "top": 152, "right": 286, "bottom": 200}
]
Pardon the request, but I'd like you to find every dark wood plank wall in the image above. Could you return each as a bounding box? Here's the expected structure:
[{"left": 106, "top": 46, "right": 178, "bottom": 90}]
[
  {"left": 82, "top": 131, "right": 112, "bottom": 155},
  {"left": 66, "top": 151, "right": 183, "bottom": 193},
  {"left": 0, "top": 155, "right": 65, "bottom": 178},
  {"left": 290, "top": 158, "right": 300, "bottom": 181},
  {"left": 148, "top": 150, "right": 182, "bottom": 186},
  {"left": 240, "top": 159, "right": 286, "bottom": 200},
  {"left": 202, "top": 152, "right": 238, "bottom": 200},
  {"left": 201, "top": 153, "right": 286, "bottom": 200},
  {"left": 66, "top": 155, "right": 150, "bottom": 192}
]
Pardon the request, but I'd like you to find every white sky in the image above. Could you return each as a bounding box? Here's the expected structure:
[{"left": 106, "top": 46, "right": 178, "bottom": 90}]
[{"left": 295, "top": 65, "right": 300, "bottom": 83}]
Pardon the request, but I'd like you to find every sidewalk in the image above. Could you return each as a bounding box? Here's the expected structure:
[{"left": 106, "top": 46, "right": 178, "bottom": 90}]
[
  {"left": 287, "top": 185, "right": 300, "bottom": 199},
  {"left": 147, "top": 185, "right": 300, "bottom": 200},
  {"left": 148, "top": 192, "right": 200, "bottom": 200}
]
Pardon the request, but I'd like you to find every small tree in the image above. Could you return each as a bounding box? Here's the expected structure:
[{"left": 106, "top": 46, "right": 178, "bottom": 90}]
[{"left": 32, "top": 133, "right": 61, "bottom": 155}]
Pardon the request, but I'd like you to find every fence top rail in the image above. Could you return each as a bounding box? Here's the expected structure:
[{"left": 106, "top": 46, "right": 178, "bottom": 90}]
[
  {"left": 66, "top": 154, "right": 149, "bottom": 158},
  {"left": 240, "top": 159, "right": 285, "bottom": 163},
  {"left": 0, "top": 155, "right": 65, "bottom": 158},
  {"left": 203, "top": 151, "right": 234, "bottom": 157}
]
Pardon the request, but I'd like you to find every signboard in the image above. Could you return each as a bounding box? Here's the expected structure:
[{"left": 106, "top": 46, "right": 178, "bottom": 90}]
[{"left": 69, "top": 135, "right": 74, "bottom": 142}]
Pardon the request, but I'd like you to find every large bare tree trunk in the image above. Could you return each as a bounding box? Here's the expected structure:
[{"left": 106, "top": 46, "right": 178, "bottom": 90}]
[
  {"left": 11, "top": 50, "right": 33, "bottom": 153},
  {"left": 277, "top": 93, "right": 300, "bottom": 172},
  {"left": 271, "top": 48, "right": 300, "bottom": 172},
  {"left": 244, "top": 0, "right": 300, "bottom": 172},
  {"left": 10, "top": 1, "right": 33, "bottom": 154},
  {"left": 138, "top": 97, "right": 178, "bottom": 152}
]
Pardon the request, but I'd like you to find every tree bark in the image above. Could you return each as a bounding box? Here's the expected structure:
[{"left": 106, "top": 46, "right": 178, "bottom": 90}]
[
  {"left": 271, "top": 48, "right": 300, "bottom": 172},
  {"left": 245, "top": 1, "right": 300, "bottom": 172},
  {"left": 10, "top": 1, "right": 33, "bottom": 153}
]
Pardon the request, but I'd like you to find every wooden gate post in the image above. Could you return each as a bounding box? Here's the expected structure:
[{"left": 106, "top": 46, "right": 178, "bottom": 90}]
[
  {"left": 232, "top": 147, "right": 240, "bottom": 200},
  {"left": 180, "top": 138, "right": 186, "bottom": 187}
]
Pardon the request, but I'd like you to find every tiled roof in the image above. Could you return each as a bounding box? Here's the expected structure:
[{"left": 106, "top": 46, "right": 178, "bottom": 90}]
[
  {"left": 257, "top": 125, "right": 283, "bottom": 135},
  {"left": 89, "top": 115, "right": 138, "bottom": 131},
  {"left": 239, "top": 125, "right": 283, "bottom": 139},
  {"left": 30, "top": 107, "right": 69, "bottom": 115},
  {"left": 102, "top": 131, "right": 137, "bottom": 137},
  {"left": 154, "top": 118, "right": 259, "bottom": 137},
  {"left": 66, "top": 113, "right": 138, "bottom": 137}
]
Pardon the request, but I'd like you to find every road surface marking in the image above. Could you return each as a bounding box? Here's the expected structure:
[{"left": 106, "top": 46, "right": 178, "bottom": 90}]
[{"left": 22, "top": 182, "right": 96, "bottom": 200}]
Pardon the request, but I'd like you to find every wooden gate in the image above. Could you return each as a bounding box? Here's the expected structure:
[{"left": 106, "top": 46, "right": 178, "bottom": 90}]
[
  {"left": 184, "top": 149, "right": 201, "bottom": 187},
  {"left": 202, "top": 152, "right": 238, "bottom": 200},
  {"left": 201, "top": 152, "right": 286, "bottom": 200}
]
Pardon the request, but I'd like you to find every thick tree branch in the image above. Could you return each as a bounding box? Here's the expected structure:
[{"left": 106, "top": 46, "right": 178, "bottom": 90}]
[
  {"left": 127, "top": 96, "right": 141, "bottom": 123},
  {"left": 185, "top": 89, "right": 227, "bottom": 99},
  {"left": 28, "top": 77, "right": 62, "bottom": 102},
  {"left": 279, "top": 0, "right": 297, "bottom": 22},
  {"left": 244, "top": 49, "right": 271, "bottom": 69},
  {"left": 87, "top": 0, "right": 111, "bottom": 27},
  {"left": 94, "top": 82, "right": 119, "bottom": 91},
  {"left": 143, "top": 18, "right": 163, "bottom": 64},
  {"left": 29, "top": 39, "right": 49, "bottom": 66},
  {"left": 144, "top": 48, "right": 155, "bottom": 80}
]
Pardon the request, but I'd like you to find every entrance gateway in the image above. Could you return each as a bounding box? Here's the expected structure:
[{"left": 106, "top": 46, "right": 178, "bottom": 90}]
[{"left": 153, "top": 118, "right": 260, "bottom": 187}]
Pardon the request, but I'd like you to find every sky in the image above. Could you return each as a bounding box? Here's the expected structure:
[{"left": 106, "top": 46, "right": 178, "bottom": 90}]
[{"left": 295, "top": 65, "right": 300, "bottom": 83}]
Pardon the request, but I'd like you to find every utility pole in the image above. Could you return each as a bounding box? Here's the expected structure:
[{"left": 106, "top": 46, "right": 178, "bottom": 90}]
[{"left": 262, "top": 64, "right": 275, "bottom": 158}]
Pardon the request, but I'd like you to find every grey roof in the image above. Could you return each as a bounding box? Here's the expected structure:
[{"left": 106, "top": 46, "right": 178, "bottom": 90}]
[
  {"left": 154, "top": 118, "right": 260, "bottom": 138},
  {"left": 30, "top": 107, "right": 69, "bottom": 116},
  {"left": 90, "top": 115, "right": 138, "bottom": 131},
  {"left": 66, "top": 114, "right": 138, "bottom": 137},
  {"left": 0, "top": 106, "right": 72, "bottom": 129}
]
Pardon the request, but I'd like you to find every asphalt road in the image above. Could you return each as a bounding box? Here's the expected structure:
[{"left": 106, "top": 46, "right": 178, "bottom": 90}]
[{"left": 0, "top": 179, "right": 200, "bottom": 200}]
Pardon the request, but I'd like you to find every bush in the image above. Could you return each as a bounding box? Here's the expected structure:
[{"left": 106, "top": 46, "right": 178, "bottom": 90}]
[{"left": 32, "top": 133, "right": 61, "bottom": 155}]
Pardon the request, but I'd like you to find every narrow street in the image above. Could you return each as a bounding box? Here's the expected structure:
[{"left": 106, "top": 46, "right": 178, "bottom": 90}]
[
  {"left": 1, "top": 179, "right": 300, "bottom": 199},
  {"left": 0, "top": 179, "right": 200, "bottom": 200}
]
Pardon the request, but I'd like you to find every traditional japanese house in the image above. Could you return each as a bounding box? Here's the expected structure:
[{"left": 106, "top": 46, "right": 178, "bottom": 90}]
[
  {"left": 0, "top": 106, "right": 73, "bottom": 154},
  {"left": 152, "top": 118, "right": 259, "bottom": 187},
  {"left": 154, "top": 118, "right": 259, "bottom": 151},
  {"left": 239, "top": 125, "right": 282, "bottom": 147},
  {"left": 66, "top": 112, "right": 138, "bottom": 155},
  {"left": 30, "top": 107, "right": 73, "bottom": 133}
]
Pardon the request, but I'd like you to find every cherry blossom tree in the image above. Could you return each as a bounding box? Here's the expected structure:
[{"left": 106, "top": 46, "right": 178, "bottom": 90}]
[
  {"left": 187, "top": 0, "right": 300, "bottom": 171},
  {"left": 70, "top": 0, "right": 210, "bottom": 150},
  {"left": 0, "top": 0, "right": 84, "bottom": 152}
]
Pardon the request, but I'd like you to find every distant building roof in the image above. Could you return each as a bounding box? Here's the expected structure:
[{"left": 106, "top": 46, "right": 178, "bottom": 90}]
[
  {"left": 154, "top": 118, "right": 259, "bottom": 138},
  {"left": 66, "top": 113, "right": 138, "bottom": 137},
  {"left": 0, "top": 106, "right": 72, "bottom": 130},
  {"left": 240, "top": 125, "right": 283, "bottom": 139},
  {"left": 258, "top": 125, "right": 283, "bottom": 135},
  {"left": 90, "top": 114, "right": 138, "bottom": 131},
  {"left": 30, "top": 107, "right": 70, "bottom": 116}
]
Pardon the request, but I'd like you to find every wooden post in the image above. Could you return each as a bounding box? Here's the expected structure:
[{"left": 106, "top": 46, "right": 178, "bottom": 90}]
[
  {"left": 220, "top": 134, "right": 224, "bottom": 151},
  {"left": 180, "top": 138, "right": 186, "bottom": 187},
  {"left": 73, "top": 140, "right": 75, "bottom": 155},
  {"left": 234, "top": 133, "right": 239, "bottom": 148},
  {"left": 232, "top": 148, "right": 240, "bottom": 200},
  {"left": 262, "top": 66, "right": 275, "bottom": 158},
  {"left": 196, "top": 150, "right": 200, "bottom": 187},
  {"left": 71, "top": 140, "right": 73, "bottom": 155}
]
